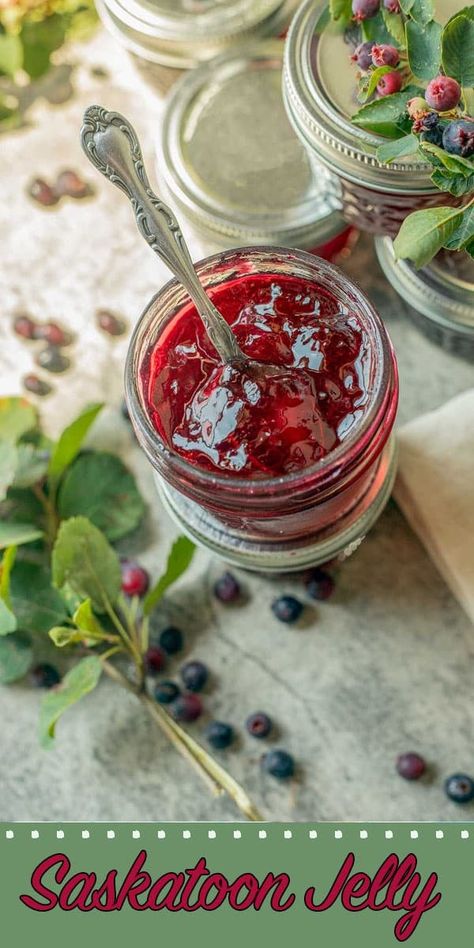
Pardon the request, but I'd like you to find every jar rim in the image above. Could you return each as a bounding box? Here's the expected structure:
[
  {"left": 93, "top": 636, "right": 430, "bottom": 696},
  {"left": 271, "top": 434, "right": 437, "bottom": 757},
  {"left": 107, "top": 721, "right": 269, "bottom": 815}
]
[{"left": 125, "top": 246, "right": 397, "bottom": 497}]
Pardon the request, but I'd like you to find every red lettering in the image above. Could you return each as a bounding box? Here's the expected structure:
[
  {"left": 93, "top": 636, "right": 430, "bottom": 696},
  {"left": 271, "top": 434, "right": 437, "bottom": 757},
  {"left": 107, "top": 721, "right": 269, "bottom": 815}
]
[{"left": 20, "top": 853, "right": 70, "bottom": 912}]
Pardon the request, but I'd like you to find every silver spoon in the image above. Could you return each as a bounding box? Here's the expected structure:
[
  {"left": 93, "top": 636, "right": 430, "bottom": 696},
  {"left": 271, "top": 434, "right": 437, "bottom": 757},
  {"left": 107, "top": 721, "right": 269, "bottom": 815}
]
[{"left": 80, "top": 105, "right": 246, "bottom": 366}]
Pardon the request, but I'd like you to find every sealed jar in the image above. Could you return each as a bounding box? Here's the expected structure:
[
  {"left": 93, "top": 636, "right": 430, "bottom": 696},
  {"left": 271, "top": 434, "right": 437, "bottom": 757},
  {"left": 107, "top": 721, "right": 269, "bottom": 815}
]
[
  {"left": 97, "top": 0, "right": 299, "bottom": 96},
  {"left": 125, "top": 247, "right": 398, "bottom": 572},
  {"left": 375, "top": 238, "right": 474, "bottom": 361},
  {"left": 283, "top": 0, "right": 464, "bottom": 238},
  {"left": 157, "top": 39, "right": 357, "bottom": 261}
]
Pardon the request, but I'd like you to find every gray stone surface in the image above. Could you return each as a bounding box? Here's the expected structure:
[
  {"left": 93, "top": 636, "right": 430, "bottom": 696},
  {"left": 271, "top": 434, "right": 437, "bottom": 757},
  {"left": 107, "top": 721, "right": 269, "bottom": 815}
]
[{"left": 0, "top": 32, "right": 473, "bottom": 824}]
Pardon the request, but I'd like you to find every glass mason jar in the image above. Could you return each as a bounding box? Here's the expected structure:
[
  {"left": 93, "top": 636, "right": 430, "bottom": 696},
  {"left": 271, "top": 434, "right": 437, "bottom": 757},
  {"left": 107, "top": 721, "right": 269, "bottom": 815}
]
[
  {"left": 156, "top": 39, "right": 357, "bottom": 262},
  {"left": 97, "top": 0, "right": 300, "bottom": 96},
  {"left": 125, "top": 247, "right": 399, "bottom": 572},
  {"left": 283, "top": 0, "right": 465, "bottom": 238}
]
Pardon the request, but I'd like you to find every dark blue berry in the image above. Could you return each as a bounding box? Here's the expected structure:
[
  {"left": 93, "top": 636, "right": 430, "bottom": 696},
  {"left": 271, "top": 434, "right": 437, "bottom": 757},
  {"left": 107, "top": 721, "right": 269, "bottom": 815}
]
[
  {"left": 205, "top": 721, "right": 234, "bottom": 749},
  {"left": 442, "top": 119, "right": 474, "bottom": 158},
  {"left": 180, "top": 660, "right": 208, "bottom": 692},
  {"left": 246, "top": 711, "right": 273, "bottom": 739},
  {"left": 213, "top": 571, "right": 240, "bottom": 603},
  {"left": 445, "top": 773, "right": 474, "bottom": 804},
  {"left": 271, "top": 595, "right": 303, "bottom": 624},
  {"left": 120, "top": 560, "right": 149, "bottom": 597},
  {"left": 420, "top": 126, "right": 444, "bottom": 146},
  {"left": 30, "top": 663, "right": 61, "bottom": 689},
  {"left": 159, "top": 626, "right": 184, "bottom": 655},
  {"left": 305, "top": 568, "right": 335, "bottom": 601},
  {"left": 262, "top": 749, "right": 295, "bottom": 780},
  {"left": 396, "top": 752, "right": 426, "bottom": 780},
  {"left": 154, "top": 680, "right": 180, "bottom": 704},
  {"left": 171, "top": 692, "right": 202, "bottom": 723},
  {"left": 144, "top": 646, "right": 166, "bottom": 675}
]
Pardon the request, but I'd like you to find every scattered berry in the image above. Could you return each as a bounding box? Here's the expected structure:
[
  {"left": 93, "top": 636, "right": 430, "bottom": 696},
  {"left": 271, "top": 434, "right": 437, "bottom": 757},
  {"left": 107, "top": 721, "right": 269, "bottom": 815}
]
[
  {"left": 120, "top": 560, "right": 150, "bottom": 597},
  {"left": 154, "top": 680, "right": 180, "bottom": 704},
  {"left": 377, "top": 70, "right": 403, "bottom": 96},
  {"left": 28, "top": 178, "right": 58, "bottom": 207},
  {"left": 305, "top": 568, "right": 335, "bottom": 601},
  {"left": 171, "top": 692, "right": 202, "bottom": 723},
  {"left": 444, "top": 773, "right": 474, "bottom": 804},
  {"left": 352, "top": 0, "right": 380, "bottom": 21},
  {"left": 213, "top": 571, "right": 240, "bottom": 603},
  {"left": 271, "top": 595, "right": 303, "bottom": 624},
  {"left": 96, "top": 309, "right": 127, "bottom": 337},
  {"left": 383, "top": 0, "right": 400, "bottom": 10},
  {"left": 371, "top": 44, "right": 400, "bottom": 67},
  {"left": 205, "top": 721, "right": 234, "bottom": 750},
  {"left": 396, "top": 752, "right": 426, "bottom": 781},
  {"left": 56, "top": 170, "right": 92, "bottom": 199},
  {"left": 262, "top": 749, "right": 295, "bottom": 780},
  {"left": 407, "top": 96, "right": 428, "bottom": 120},
  {"left": 351, "top": 41, "right": 374, "bottom": 70},
  {"left": 30, "top": 663, "right": 61, "bottom": 689},
  {"left": 144, "top": 646, "right": 166, "bottom": 675},
  {"left": 425, "top": 75, "right": 461, "bottom": 112},
  {"left": 159, "top": 626, "right": 184, "bottom": 655},
  {"left": 442, "top": 119, "right": 474, "bottom": 158},
  {"left": 246, "top": 711, "right": 273, "bottom": 739},
  {"left": 180, "top": 660, "right": 208, "bottom": 692},
  {"left": 36, "top": 346, "right": 70, "bottom": 374},
  {"left": 35, "top": 321, "right": 72, "bottom": 347},
  {"left": 23, "top": 374, "right": 52, "bottom": 397},
  {"left": 13, "top": 314, "right": 37, "bottom": 340}
]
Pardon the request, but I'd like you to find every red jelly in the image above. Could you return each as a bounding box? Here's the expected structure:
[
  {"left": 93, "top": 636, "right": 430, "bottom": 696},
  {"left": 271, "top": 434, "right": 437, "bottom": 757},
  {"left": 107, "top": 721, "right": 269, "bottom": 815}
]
[{"left": 143, "top": 274, "right": 370, "bottom": 479}]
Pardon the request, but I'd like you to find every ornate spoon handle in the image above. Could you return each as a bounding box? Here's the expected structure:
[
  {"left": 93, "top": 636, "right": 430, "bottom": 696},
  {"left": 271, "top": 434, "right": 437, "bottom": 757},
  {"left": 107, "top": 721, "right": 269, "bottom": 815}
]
[{"left": 81, "top": 106, "right": 245, "bottom": 365}]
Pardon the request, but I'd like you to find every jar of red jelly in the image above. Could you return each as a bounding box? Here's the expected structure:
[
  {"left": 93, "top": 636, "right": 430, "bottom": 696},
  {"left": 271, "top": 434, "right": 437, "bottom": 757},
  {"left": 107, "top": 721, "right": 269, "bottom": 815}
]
[
  {"left": 156, "top": 40, "right": 357, "bottom": 262},
  {"left": 125, "top": 247, "right": 398, "bottom": 572},
  {"left": 283, "top": 0, "right": 465, "bottom": 238},
  {"left": 97, "top": 0, "right": 300, "bottom": 96}
]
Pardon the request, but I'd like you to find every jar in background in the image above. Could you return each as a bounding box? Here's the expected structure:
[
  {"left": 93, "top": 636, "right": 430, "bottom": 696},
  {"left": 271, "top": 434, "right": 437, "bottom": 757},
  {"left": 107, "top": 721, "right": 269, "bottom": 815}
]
[
  {"left": 97, "top": 0, "right": 300, "bottom": 96},
  {"left": 125, "top": 247, "right": 399, "bottom": 572},
  {"left": 157, "top": 40, "right": 357, "bottom": 261},
  {"left": 283, "top": 0, "right": 465, "bottom": 238}
]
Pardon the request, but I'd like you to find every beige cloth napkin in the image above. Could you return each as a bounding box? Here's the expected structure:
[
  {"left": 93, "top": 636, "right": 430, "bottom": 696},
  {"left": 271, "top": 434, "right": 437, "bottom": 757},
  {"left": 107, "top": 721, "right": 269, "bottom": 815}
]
[{"left": 394, "top": 388, "right": 474, "bottom": 623}]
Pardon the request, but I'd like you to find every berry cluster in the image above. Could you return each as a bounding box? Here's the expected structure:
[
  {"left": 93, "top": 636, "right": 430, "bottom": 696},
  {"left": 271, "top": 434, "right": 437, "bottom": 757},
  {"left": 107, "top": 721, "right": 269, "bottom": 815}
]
[
  {"left": 28, "top": 169, "right": 93, "bottom": 209},
  {"left": 407, "top": 80, "right": 474, "bottom": 158},
  {"left": 351, "top": 41, "right": 404, "bottom": 98}
]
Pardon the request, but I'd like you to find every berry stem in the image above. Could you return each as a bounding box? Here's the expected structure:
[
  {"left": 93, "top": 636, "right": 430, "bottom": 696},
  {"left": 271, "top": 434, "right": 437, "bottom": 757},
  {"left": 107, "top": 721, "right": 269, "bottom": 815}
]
[{"left": 32, "top": 483, "right": 59, "bottom": 549}]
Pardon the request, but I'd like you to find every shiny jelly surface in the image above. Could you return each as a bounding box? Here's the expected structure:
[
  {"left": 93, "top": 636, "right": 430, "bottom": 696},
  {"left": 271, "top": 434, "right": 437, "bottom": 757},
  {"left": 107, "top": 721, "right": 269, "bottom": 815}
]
[{"left": 142, "top": 273, "right": 371, "bottom": 478}]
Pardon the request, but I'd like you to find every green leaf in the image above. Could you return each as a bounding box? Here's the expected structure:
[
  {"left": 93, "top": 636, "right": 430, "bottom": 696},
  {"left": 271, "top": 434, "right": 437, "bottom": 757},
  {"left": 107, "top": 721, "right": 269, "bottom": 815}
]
[
  {"left": 465, "top": 237, "right": 474, "bottom": 257},
  {"left": 406, "top": 19, "right": 441, "bottom": 81},
  {"left": 52, "top": 517, "right": 121, "bottom": 613},
  {"left": 0, "top": 632, "right": 33, "bottom": 683},
  {"left": 20, "top": 14, "right": 67, "bottom": 80},
  {"left": 443, "top": 204, "right": 474, "bottom": 251},
  {"left": 48, "top": 402, "right": 103, "bottom": 487},
  {"left": 0, "top": 441, "right": 17, "bottom": 502},
  {"left": 0, "top": 34, "right": 22, "bottom": 77},
  {"left": 430, "top": 168, "right": 474, "bottom": 196},
  {"left": 361, "top": 10, "right": 393, "bottom": 44},
  {"left": 13, "top": 443, "right": 49, "bottom": 489},
  {"left": 441, "top": 14, "right": 474, "bottom": 86},
  {"left": 57, "top": 451, "right": 145, "bottom": 542},
  {"left": 144, "top": 536, "right": 195, "bottom": 617},
  {"left": 381, "top": 8, "right": 406, "bottom": 45},
  {"left": 377, "top": 133, "right": 419, "bottom": 163},
  {"left": 352, "top": 85, "right": 424, "bottom": 138},
  {"left": 315, "top": 5, "right": 332, "bottom": 32},
  {"left": 0, "top": 546, "right": 16, "bottom": 606},
  {"left": 39, "top": 656, "right": 102, "bottom": 747},
  {"left": 329, "top": 0, "right": 352, "bottom": 20},
  {"left": 0, "top": 521, "right": 43, "bottom": 550},
  {"left": 0, "top": 397, "right": 36, "bottom": 443},
  {"left": 400, "top": 0, "right": 434, "bottom": 25},
  {"left": 0, "top": 599, "right": 16, "bottom": 636},
  {"left": 420, "top": 142, "right": 474, "bottom": 177},
  {"left": 72, "top": 599, "right": 107, "bottom": 638},
  {"left": 393, "top": 204, "right": 466, "bottom": 267},
  {"left": 358, "top": 66, "right": 393, "bottom": 104},
  {"left": 48, "top": 626, "right": 84, "bottom": 648},
  {"left": 10, "top": 561, "right": 69, "bottom": 635}
]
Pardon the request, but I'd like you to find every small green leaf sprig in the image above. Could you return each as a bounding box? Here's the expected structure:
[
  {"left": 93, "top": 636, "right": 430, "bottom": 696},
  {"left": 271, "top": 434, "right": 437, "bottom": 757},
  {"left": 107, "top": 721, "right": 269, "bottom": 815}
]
[
  {"left": 0, "top": 397, "right": 261, "bottom": 821},
  {"left": 323, "top": 1, "right": 474, "bottom": 267}
]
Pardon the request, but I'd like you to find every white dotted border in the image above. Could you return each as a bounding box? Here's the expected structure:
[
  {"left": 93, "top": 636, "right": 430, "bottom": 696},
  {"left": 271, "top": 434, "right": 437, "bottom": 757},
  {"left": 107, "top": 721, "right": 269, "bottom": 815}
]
[{"left": 2, "top": 827, "right": 471, "bottom": 841}]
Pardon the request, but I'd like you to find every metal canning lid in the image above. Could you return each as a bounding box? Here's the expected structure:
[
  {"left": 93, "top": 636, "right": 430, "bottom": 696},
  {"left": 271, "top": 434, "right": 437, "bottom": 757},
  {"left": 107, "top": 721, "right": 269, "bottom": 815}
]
[
  {"left": 157, "top": 39, "right": 347, "bottom": 248},
  {"left": 283, "top": 0, "right": 458, "bottom": 193},
  {"left": 375, "top": 237, "right": 474, "bottom": 360},
  {"left": 98, "top": 0, "right": 298, "bottom": 70}
]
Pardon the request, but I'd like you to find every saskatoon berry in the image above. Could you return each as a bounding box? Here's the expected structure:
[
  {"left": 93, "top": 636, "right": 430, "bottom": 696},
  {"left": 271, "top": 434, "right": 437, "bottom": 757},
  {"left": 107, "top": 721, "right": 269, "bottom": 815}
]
[
  {"left": 30, "top": 663, "right": 61, "bottom": 689},
  {"left": 425, "top": 75, "right": 461, "bottom": 112},
  {"left": 442, "top": 119, "right": 474, "bottom": 158},
  {"left": 262, "top": 749, "right": 295, "bottom": 780},
  {"left": 351, "top": 0, "right": 380, "bottom": 21},
  {"left": 28, "top": 178, "right": 58, "bottom": 207},
  {"left": 351, "top": 41, "right": 374, "bottom": 70},
  {"left": 407, "top": 96, "right": 428, "bottom": 120},
  {"left": 144, "top": 647, "right": 166, "bottom": 675},
  {"left": 35, "top": 321, "right": 72, "bottom": 347},
  {"left": 56, "top": 170, "right": 91, "bottom": 200},
  {"left": 36, "top": 346, "right": 70, "bottom": 374},
  {"left": 155, "top": 680, "right": 180, "bottom": 705},
  {"left": 171, "top": 692, "right": 202, "bottom": 723},
  {"left": 305, "top": 568, "right": 335, "bottom": 601},
  {"left": 159, "top": 626, "right": 184, "bottom": 655},
  {"left": 213, "top": 571, "right": 240, "bottom": 603},
  {"left": 271, "top": 595, "right": 304, "bottom": 624},
  {"left": 205, "top": 721, "right": 234, "bottom": 750},
  {"left": 371, "top": 44, "right": 400, "bottom": 67},
  {"left": 396, "top": 752, "right": 426, "bottom": 781},
  {"left": 246, "top": 711, "right": 273, "bottom": 739},
  {"left": 377, "top": 71, "right": 403, "bottom": 97},
  {"left": 23, "top": 374, "right": 52, "bottom": 397},
  {"left": 180, "top": 660, "right": 208, "bottom": 692},
  {"left": 444, "top": 773, "right": 474, "bottom": 804},
  {"left": 120, "top": 560, "right": 150, "bottom": 597},
  {"left": 96, "top": 309, "right": 127, "bottom": 337},
  {"left": 383, "top": 0, "right": 400, "bottom": 10},
  {"left": 13, "top": 314, "right": 37, "bottom": 340}
]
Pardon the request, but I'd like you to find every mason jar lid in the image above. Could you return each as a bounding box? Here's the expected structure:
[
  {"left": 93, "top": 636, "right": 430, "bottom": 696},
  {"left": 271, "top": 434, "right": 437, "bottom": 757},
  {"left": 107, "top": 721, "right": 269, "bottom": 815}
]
[
  {"left": 98, "top": 0, "right": 298, "bottom": 69},
  {"left": 283, "top": 0, "right": 456, "bottom": 193},
  {"left": 375, "top": 237, "right": 474, "bottom": 360},
  {"left": 157, "top": 40, "right": 347, "bottom": 249}
]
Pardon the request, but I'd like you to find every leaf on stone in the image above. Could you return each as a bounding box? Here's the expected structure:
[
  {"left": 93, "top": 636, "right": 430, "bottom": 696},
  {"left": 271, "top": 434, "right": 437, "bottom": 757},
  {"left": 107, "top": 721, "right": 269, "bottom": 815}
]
[
  {"left": 0, "top": 632, "right": 33, "bottom": 683},
  {"left": 39, "top": 656, "right": 102, "bottom": 747},
  {"left": 0, "top": 397, "right": 36, "bottom": 443},
  {"left": 377, "top": 133, "right": 419, "bottom": 163},
  {"left": 352, "top": 85, "right": 424, "bottom": 138},
  {"left": 443, "top": 204, "right": 474, "bottom": 251},
  {"left": 52, "top": 517, "right": 121, "bottom": 613},
  {"left": 0, "top": 33, "right": 23, "bottom": 77},
  {"left": 10, "top": 560, "right": 69, "bottom": 635},
  {"left": 0, "top": 441, "right": 17, "bottom": 502},
  {"left": 441, "top": 14, "right": 474, "bottom": 86},
  {"left": 0, "top": 521, "right": 43, "bottom": 550},
  {"left": 13, "top": 443, "right": 50, "bottom": 489},
  {"left": 48, "top": 402, "right": 103, "bottom": 488},
  {"left": 57, "top": 451, "right": 145, "bottom": 542},
  {"left": 144, "top": 535, "right": 195, "bottom": 617},
  {"left": 393, "top": 204, "right": 466, "bottom": 267},
  {"left": 406, "top": 19, "right": 441, "bottom": 81}
]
